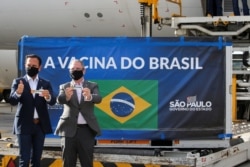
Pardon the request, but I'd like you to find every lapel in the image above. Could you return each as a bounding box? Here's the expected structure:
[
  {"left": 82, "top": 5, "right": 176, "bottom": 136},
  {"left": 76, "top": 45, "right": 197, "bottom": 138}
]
[
  {"left": 23, "top": 76, "right": 33, "bottom": 97},
  {"left": 79, "top": 81, "right": 89, "bottom": 104},
  {"left": 83, "top": 80, "right": 88, "bottom": 88},
  {"left": 23, "top": 76, "right": 37, "bottom": 101},
  {"left": 36, "top": 78, "right": 42, "bottom": 90},
  {"left": 35, "top": 78, "right": 43, "bottom": 99},
  {"left": 23, "top": 76, "right": 31, "bottom": 91}
]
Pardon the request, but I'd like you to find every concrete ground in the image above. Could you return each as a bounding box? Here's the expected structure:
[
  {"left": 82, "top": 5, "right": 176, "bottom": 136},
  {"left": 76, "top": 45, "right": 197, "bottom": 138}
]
[{"left": 1, "top": 102, "right": 250, "bottom": 167}]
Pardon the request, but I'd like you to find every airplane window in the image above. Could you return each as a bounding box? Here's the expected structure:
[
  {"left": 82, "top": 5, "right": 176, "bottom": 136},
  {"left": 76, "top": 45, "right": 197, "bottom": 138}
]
[
  {"left": 84, "top": 13, "right": 90, "bottom": 18},
  {"left": 97, "top": 13, "right": 103, "bottom": 18}
]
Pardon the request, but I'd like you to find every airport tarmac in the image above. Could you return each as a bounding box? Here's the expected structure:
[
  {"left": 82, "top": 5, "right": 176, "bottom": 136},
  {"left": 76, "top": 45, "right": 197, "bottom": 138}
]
[
  {"left": 1, "top": 102, "right": 250, "bottom": 167},
  {"left": 0, "top": 103, "right": 62, "bottom": 160},
  {"left": 0, "top": 103, "right": 16, "bottom": 140}
]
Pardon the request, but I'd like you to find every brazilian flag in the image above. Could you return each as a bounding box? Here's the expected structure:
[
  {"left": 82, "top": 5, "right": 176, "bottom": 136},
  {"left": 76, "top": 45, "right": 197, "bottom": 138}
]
[{"left": 95, "top": 80, "right": 158, "bottom": 130}]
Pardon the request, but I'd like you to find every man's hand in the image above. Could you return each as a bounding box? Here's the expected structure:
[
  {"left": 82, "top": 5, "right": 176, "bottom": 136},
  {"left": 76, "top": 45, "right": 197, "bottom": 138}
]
[
  {"left": 82, "top": 87, "right": 91, "bottom": 101},
  {"left": 65, "top": 87, "right": 74, "bottom": 101},
  {"left": 41, "top": 89, "right": 51, "bottom": 100},
  {"left": 16, "top": 80, "right": 24, "bottom": 95}
]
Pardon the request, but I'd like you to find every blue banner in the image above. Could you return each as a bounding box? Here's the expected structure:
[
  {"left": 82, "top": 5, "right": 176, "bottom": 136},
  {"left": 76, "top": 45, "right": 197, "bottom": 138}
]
[{"left": 18, "top": 36, "right": 231, "bottom": 140}]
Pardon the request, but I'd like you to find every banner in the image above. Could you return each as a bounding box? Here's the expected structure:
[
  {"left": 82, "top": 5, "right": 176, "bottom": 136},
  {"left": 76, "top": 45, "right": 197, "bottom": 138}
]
[{"left": 18, "top": 36, "right": 231, "bottom": 140}]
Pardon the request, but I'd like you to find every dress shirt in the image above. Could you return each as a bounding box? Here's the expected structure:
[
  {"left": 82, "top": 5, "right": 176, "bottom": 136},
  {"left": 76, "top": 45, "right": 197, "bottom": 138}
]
[
  {"left": 72, "top": 81, "right": 87, "bottom": 124},
  {"left": 27, "top": 75, "right": 39, "bottom": 119}
]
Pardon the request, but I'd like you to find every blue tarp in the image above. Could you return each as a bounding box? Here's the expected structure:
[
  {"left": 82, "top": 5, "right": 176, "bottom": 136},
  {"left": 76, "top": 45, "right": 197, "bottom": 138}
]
[{"left": 18, "top": 36, "right": 232, "bottom": 140}]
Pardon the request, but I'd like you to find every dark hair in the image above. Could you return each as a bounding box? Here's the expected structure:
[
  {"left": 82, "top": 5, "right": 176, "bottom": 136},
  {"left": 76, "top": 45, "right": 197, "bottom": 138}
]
[{"left": 25, "top": 54, "right": 42, "bottom": 66}]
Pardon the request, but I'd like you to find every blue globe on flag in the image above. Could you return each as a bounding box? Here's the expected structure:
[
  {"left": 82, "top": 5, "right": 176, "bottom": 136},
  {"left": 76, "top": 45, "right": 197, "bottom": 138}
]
[{"left": 110, "top": 92, "right": 135, "bottom": 117}]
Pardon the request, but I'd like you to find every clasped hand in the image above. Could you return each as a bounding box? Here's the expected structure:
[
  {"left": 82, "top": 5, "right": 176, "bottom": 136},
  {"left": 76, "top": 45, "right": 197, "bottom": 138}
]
[{"left": 65, "top": 87, "right": 91, "bottom": 101}]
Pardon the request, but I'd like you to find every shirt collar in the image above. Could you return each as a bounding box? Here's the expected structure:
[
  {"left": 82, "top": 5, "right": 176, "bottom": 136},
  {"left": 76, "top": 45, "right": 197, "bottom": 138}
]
[
  {"left": 71, "top": 78, "right": 84, "bottom": 85},
  {"left": 26, "top": 75, "right": 39, "bottom": 81}
]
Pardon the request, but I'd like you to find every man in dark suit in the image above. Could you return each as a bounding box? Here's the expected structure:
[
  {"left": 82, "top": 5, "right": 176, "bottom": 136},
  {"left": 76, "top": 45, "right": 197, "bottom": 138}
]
[
  {"left": 54, "top": 59, "right": 102, "bottom": 167},
  {"left": 9, "top": 54, "right": 56, "bottom": 167},
  {"left": 206, "top": 0, "right": 223, "bottom": 16},
  {"left": 232, "top": 0, "right": 249, "bottom": 16}
]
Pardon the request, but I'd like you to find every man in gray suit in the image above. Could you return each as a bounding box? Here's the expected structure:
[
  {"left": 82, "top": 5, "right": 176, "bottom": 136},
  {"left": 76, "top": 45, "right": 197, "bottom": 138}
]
[{"left": 54, "top": 59, "right": 102, "bottom": 167}]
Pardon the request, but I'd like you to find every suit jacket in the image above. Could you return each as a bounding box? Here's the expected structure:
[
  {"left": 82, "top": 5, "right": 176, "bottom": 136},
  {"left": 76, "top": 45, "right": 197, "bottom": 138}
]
[
  {"left": 9, "top": 75, "right": 56, "bottom": 135},
  {"left": 54, "top": 80, "right": 102, "bottom": 137}
]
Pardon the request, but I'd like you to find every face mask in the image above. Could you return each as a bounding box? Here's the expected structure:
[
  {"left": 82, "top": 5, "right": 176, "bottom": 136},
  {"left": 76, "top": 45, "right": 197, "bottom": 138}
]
[
  {"left": 26, "top": 67, "right": 39, "bottom": 77},
  {"left": 70, "top": 70, "right": 83, "bottom": 80}
]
